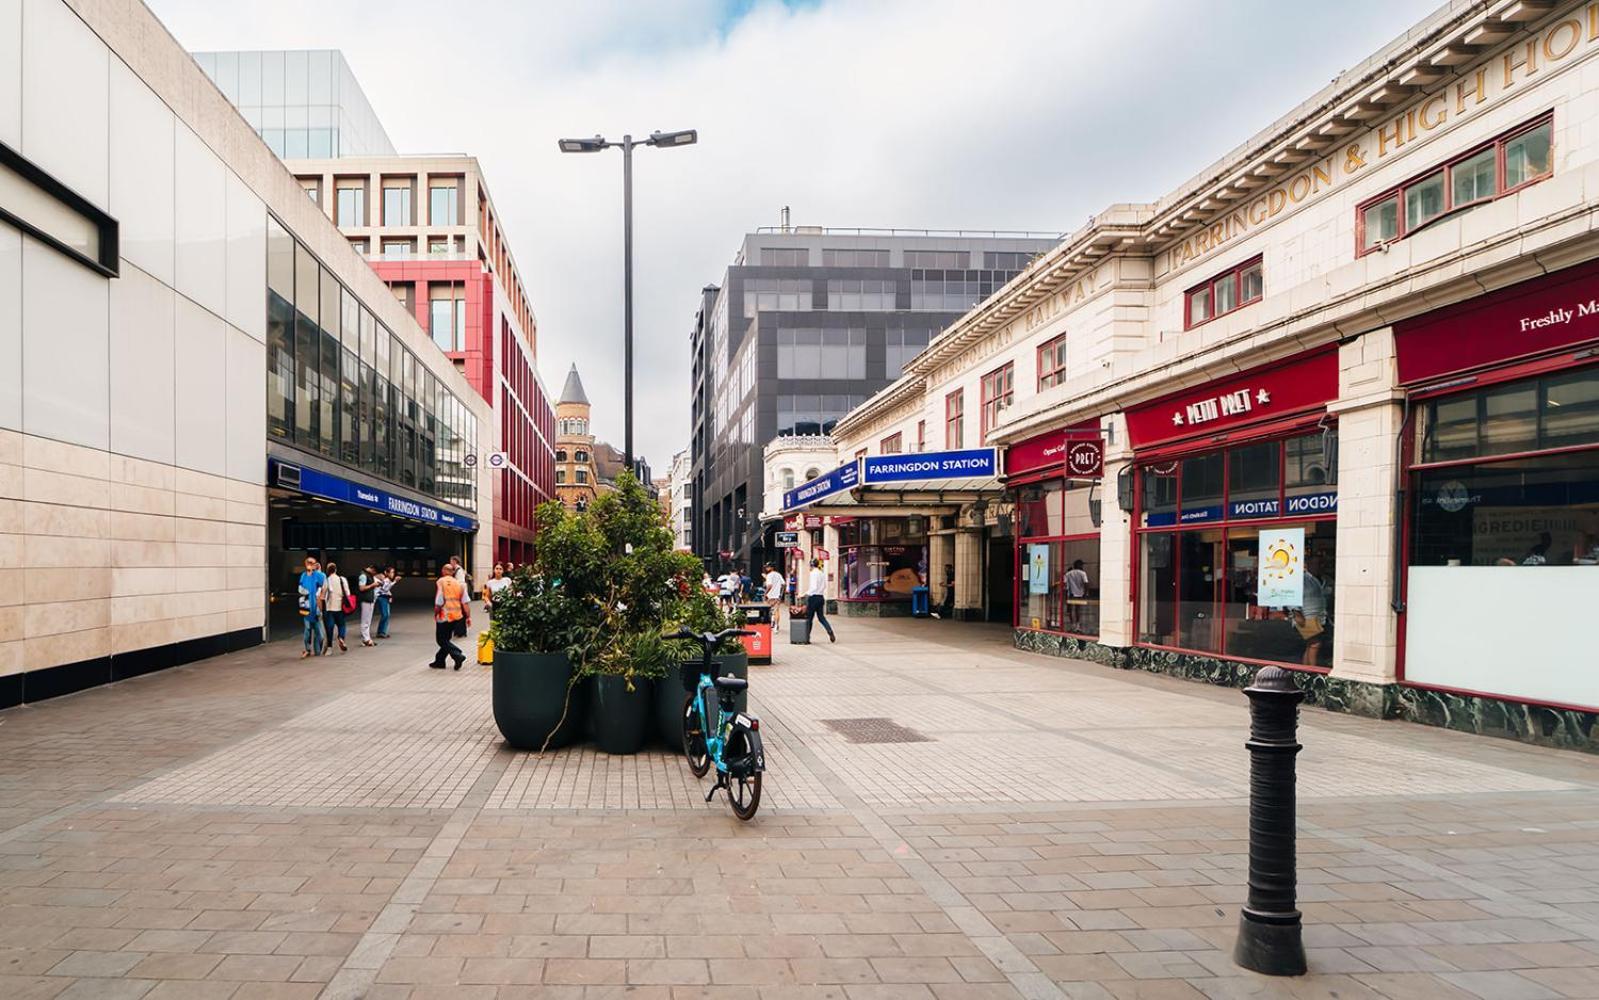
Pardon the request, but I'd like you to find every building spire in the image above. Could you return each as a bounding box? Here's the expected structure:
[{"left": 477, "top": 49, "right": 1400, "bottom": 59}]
[{"left": 559, "top": 363, "right": 590, "bottom": 406}]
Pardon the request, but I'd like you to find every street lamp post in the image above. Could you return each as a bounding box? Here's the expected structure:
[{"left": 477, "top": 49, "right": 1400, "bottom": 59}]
[{"left": 557, "top": 129, "right": 698, "bottom": 470}]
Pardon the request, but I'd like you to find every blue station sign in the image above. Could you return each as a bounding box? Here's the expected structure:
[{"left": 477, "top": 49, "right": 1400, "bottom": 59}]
[
  {"left": 861, "top": 447, "right": 998, "bottom": 485},
  {"left": 272, "top": 461, "right": 477, "bottom": 533},
  {"left": 783, "top": 461, "right": 860, "bottom": 512}
]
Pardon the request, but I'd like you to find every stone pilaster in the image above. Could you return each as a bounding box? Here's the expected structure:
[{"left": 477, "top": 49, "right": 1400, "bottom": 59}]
[
  {"left": 1097, "top": 413, "right": 1135, "bottom": 646},
  {"left": 954, "top": 525, "right": 984, "bottom": 619},
  {"left": 928, "top": 530, "right": 954, "bottom": 610}
]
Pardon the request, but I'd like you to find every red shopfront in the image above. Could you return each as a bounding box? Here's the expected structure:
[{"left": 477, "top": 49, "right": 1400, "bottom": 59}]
[
  {"left": 1126, "top": 349, "right": 1340, "bottom": 670},
  {"left": 1008, "top": 420, "right": 1104, "bottom": 638},
  {"left": 1396, "top": 258, "right": 1599, "bottom": 713}
]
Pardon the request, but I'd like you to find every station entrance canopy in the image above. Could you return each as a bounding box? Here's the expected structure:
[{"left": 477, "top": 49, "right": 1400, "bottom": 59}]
[{"left": 780, "top": 448, "right": 1002, "bottom": 514}]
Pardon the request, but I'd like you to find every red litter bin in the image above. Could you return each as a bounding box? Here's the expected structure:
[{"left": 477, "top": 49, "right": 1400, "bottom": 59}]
[{"left": 736, "top": 603, "right": 773, "bottom": 664}]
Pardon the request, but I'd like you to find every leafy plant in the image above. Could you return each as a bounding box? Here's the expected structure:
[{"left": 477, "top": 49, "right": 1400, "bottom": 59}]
[
  {"left": 669, "top": 589, "right": 747, "bottom": 656},
  {"left": 488, "top": 500, "right": 605, "bottom": 658}
]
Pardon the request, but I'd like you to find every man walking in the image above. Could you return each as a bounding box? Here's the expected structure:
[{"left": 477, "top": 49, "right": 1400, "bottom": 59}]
[
  {"left": 804, "top": 558, "right": 835, "bottom": 644},
  {"left": 430, "top": 564, "right": 469, "bottom": 671},
  {"left": 357, "top": 564, "right": 380, "bottom": 646},
  {"left": 298, "top": 556, "right": 326, "bottom": 659},
  {"left": 762, "top": 563, "right": 785, "bottom": 624}
]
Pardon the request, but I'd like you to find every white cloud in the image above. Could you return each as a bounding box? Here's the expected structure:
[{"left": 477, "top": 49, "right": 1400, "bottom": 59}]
[{"left": 150, "top": 0, "right": 1436, "bottom": 470}]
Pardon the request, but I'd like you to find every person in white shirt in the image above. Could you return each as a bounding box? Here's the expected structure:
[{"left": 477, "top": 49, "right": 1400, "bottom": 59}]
[
  {"left": 804, "top": 558, "right": 835, "bottom": 643},
  {"left": 1064, "top": 559, "right": 1090, "bottom": 629},
  {"left": 762, "top": 563, "right": 786, "bottom": 623},
  {"left": 718, "top": 571, "right": 735, "bottom": 609},
  {"left": 482, "top": 563, "right": 512, "bottom": 618}
]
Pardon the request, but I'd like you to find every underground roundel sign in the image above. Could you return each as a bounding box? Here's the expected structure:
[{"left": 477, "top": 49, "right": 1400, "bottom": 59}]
[{"left": 1065, "top": 440, "right": 1103, "bottom": 478}]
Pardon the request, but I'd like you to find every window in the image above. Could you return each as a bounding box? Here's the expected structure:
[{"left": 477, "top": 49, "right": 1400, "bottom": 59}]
[
  {"left": 382, "top": 179, "right": 413, "bottom": 226},
  {"left": 980, "top": 363, "right": 1014, "bottom": 441},
  {"left": 348, "top": 238, "right": 369, "bottom": 256},
  {"left": 575, "top": 450, "right": 589, "bottom": 462},
  {"left": 1016, "top": 481, "right": 1101, "bottom": 638},
  {"left": 556, "top": 469, "right": 565, "bottom": 484},
  {"left": 381, "top": 239, "right": 414, "bottom": 260},
  {"left": 885, "top": 328, "right": 932, "bottom": 375},
  {"left": 1136, "top": 429, "right": 1339, "bottom": 667},
  {"left": 777, "top": 328, "right": 866, "bottom": 379},
  {"left": 299, "top": 177, "right": 321, "bottom": 205},
  {"left": 1184, "top": 256, "right": 1263, "bottom": 329},
  {"left": 1358, "top": 114, "right": 1553, "bottom": 255},
  {"left": 910, "top": 275, "right": 988, "bottom": 311},
  {"left": 781, "top": 468, "right": 795, "bottom": 491},
  {"left": 1037, "top": 335, "right": 1067, "bottom": 390},
  {"left": 744, "top": 278, "right": 812, "bottom": 316},
  {"left": 904, "top": 249, "right": 968, "bottom": 269},
  {"left": 945, "top": 389, "right": 964, "bottom": 449},
  {"left": 429, "top": 179, "right": 460, "bottom": 225},
  {"left": 428, "top": 282, "right": 465, "bottom": 351},
  {"left": 576, "top": 469, "right": 588, "bottom": 484},
  {"left": 428, "top": 238, "right": 451, "bottom": 257},
  {"left": 826, "top": 279, "right": 896, "bottom": 311},
  {"left": 822, "top": 248, "right": 889, "bottom": 267},
  {"left": 776, "top": 394, "right": 865, "bottom": 436},
  {"left": 984, "top": 251, "right": 1038, "bottom": 270},
  {"left": 334, "top": 180, "right": 365, "bottom": 227},
  {"left": 881, "top": 433, "right": 903, "bottom": 454},
  {"left": 916, "top": 420, "right": 926, "bottom": 453},
  {"left": 759, "top": 247, "right": 808, "bottom": 266},
  {"left": 838, "top": 518, "right": 929, "bottom": 601},
  {"left": 854, "top": 448, "right": 868, "bottom": 460},
  {"left": 555, "top": 449, "right": 567, "bottom": 462}
]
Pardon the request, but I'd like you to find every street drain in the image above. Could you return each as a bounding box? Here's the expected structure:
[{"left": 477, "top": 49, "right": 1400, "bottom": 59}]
[{"left": 821, "top": 717, "right": 932, "bottom": 744}]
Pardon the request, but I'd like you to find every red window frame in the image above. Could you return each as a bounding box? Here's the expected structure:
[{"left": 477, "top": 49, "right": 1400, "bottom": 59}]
[
  {"left": 945, "top": 389, "right": 964, "bottom": 449},
  {"left": 916, "top": 420, "right": 926, "bottom": 453},
  {"left": 854, "top": 447, "right": 868, "bottom": 460},
  {"left": 980, "top": 362, "right": 1014, "bottom": 442},
  {"left": 1356, "top": 112, "right": 1554, "bottom": 257},
  {"left": 1184, "top": 255, "right": 1263, "bottom": 330},
  {"left": 1037, "top": 334, "right": 1067, "bottom": 390},
  {"left": 880, "top": 432, "right": 902, "bottom": 454}
]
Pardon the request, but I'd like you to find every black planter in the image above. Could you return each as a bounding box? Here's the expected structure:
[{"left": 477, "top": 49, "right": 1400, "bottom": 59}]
[
  {"left": 492, "top": 651, "right": 587, "bottom": 751},
  {"left": 589, "top": 674, "right": 655, "bottom": 755},
  {"left": 656, "top": 652, "right": 750, "bottom": 752}
]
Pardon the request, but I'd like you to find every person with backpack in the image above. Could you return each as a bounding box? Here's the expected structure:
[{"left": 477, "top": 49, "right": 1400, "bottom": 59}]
[
  {"left": 322, "top": 562, "right": 352, "bottom": 653},
  {"left": 356, "top": 564, "right": 380, "bottom": 646},
  {"left": 430, "top": 563, "right": 470, "bottom": 671}
]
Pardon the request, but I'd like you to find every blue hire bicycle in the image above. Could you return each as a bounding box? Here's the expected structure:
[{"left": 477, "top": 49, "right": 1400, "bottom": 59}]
[{"left": 667, "top": 627, "right": 766, "bottom": 820}]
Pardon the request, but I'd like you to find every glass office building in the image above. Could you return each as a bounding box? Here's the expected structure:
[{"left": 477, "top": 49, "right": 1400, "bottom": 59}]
[{"left": 193, "top": 50, "right": 396, "bottom": 159}]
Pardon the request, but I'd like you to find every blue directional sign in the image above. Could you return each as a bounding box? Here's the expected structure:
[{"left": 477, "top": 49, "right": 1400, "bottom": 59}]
[
  {"left": 782, "top": 461, "right": 860, "bottom": 512},
  {"left": 272, "top": 461, "right": 477, "bottom": 532},
  {"left": 861, "top": 447, "right": 998, "bottom": 485}
]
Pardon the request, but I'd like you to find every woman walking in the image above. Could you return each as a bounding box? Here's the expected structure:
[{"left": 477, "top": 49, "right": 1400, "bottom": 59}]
[
  {"left": 376, "top": 566, "right": 396, "bottom": 638},
  {"left": 323, "top": 562, "right": 352, "bottom": 653},
  {"left": 482, "top": 563, "right": 511, "bottom": 618},
  {"left": 357, "top": 564, "right": 380, "bottom": 646}
]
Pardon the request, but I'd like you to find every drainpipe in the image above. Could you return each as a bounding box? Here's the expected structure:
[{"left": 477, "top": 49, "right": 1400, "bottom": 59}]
[{"left": 1390, "top": 396, "right": 1411, "bottom": 615}]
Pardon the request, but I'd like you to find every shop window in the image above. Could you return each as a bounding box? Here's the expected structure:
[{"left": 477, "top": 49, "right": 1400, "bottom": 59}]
[
  {"left": 1015, "top": 480, "right": 1100, "bottom": 638},
  {"left": 1135, "top": 427, "right": 1339, "bottom": 667},
  {"left": 980, "top": 363, "right": 1014, "bottom": 441},
  {"left": 1184, "top": 256, "right": 1263, "bottom": 329},
  {"left": 839, "top": 517, "right": 928, "bottom": 601},
  {"left": 1417, "top": 366, "right": 1599, "bottom": 464},
  {"left": 1358, "top": 114, "right": 1553, "bottom": 255},
  {"left": 945, "top": 389, "right": 964, "bottom": 449},
  {"left": 1037, "top": 335, "right": 1067, "bottom": 391}
]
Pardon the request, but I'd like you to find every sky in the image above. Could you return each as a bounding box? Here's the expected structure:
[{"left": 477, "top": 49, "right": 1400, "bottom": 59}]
[{"left": 149, "top": 0, "right": 1439, "bottom": 472}]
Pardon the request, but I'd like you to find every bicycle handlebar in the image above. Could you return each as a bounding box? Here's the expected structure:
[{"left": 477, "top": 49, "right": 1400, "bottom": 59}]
[{"left": 663, "top": 627, "right": 756, "bottom": 645}]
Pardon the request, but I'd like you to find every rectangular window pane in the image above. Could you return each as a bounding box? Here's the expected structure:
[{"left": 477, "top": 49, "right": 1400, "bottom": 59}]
[
  {"left": 1180, "top": 451, "right": 1224, "bottom": 521},
  {"left": 1228, "top": 441, "right": 1279, "bottom": 516},
  {"left": 1405, "top": 170, "right": 1446, "bottom": 229},
  {"left": 1362, "top": 196, "right": 1398, "bottom": 250},
  {"left": 1541, "top": 368, "right": 1599, "bottom": 448},
  {"left": 1240, "top": 261, "right": 1263, "bottom": 302},
  {"left": 1190, "top": 286, "right": 1211, "bottom": 323},
  {"left": 1222, "top": 521, "right": 1335, "bottom": 666},
  {"left": 1213, "top": 273, "right": 1237, "bottom": 314},
  {"left": 1138, "top": 533, "right": 1176, "bottom": 645},
  {"left": 1452, "top": 147, "right": 1496, "bottom": 205},
  {"left": 1140, "top": 463, "right": 1177, "bottom": 527},
  {"left": 429, "top": 182, "right": 459, "bottom": 225},
  {"left": 1504, "top": 121, "right": 1552, "bottom": 188}
]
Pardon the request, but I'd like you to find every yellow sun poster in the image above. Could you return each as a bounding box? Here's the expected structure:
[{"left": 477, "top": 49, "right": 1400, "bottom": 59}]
[{"left": 1258, "top": 527, "right": 1304, "bottom": 607}]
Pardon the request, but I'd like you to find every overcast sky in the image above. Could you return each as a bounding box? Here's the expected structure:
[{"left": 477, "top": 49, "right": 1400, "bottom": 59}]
[{"left": 150, "top": 0, "right": 1437, "bottom": 471}]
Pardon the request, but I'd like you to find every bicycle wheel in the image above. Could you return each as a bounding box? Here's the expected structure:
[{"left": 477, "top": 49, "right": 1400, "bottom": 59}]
[
  {"left": 682, "top": 692, "right": 710, "bottom": 778},
  {"left": 729, "top": 770, "right": 761, "bottom": 821}
]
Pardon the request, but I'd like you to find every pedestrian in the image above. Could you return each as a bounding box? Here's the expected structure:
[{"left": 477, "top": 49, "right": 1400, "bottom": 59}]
[
  {"left": 430, "top": 563, "right": 469, "bottom": 671},
  {"left": 740, "top": 567, "right": 753, "bottom": 602},
  {"left": 763, "top": 562, "right": 785, "bottom": 624},
  {"left": 939, "top": 563, "right": 955, "bottom": 618},
  {"left": 718, "top": 570, "right": 735, "bottom": 608},
  {"left": 804, "top": 557, "right": 835, "bottom": 643},
  {"left": 298, "top": 556, "right": 326, "bottom": 659},
  {"left": 1064, "top": 559, "right": 1090, "bottom": 630},
  {"left": 483, "top": 562, "right": 511, "bottom": 618},
  {"left": 357, "top": 564, "right": 380, "bottom": 646},
  {"left": 376, "top": 566, "right": 396, "bottom": 638},
  {"left": 323, "top": 561, "right": 351, "bottom": 653},
  {"left": 787, "top": 568, "right": 798, "bottom": 604}
]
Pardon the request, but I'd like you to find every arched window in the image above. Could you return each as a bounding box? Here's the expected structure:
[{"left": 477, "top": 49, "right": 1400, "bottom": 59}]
[
  {"left": 781, "top": 468, "right": 795, "bottom": 491},
  {"left": 555, "top": 449, "right": 567, "bottom": 462},
  {"left": 804, "top": 467, "right": 820, "bottom": 481},
  {"left": 575, "top": 449, "right": 589, "bottom": 462}
]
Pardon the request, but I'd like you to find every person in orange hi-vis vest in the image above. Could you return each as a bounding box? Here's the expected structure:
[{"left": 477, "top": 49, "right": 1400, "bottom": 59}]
[{"left": 429, "top": 563, "right": 471, "bottom": 671}]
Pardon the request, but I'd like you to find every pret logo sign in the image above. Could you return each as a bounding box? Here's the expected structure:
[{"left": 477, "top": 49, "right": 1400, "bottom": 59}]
[
  {"left": 1125, "top": 349, "right": 1337, "bottom": 448},
  {"left": 1174, "top": 388, "right": 1270, "bottom": 428},
  {"left": 1066, "top": 440, "right": 1103, "bottom": 478}
]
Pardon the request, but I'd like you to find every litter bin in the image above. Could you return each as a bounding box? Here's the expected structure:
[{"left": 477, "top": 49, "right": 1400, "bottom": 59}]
[
  {"left": 911, "top": 585, "right": 931, "bottom": 618},
  {"left": 736, "top": 603, "right": 774, "bottom": 664}
]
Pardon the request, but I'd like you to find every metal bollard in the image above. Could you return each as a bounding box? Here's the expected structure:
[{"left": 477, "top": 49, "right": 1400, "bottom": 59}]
[{"left": 1233, "top": 665, "right": 1307, "bottom": 976}]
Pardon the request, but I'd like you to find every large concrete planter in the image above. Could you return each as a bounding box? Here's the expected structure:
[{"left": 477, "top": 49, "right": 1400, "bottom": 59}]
[
  {"left": 656, "top": 652, "right": 748, "bottom": 752},
  {"left": 492, "top": 651, "right": 586, "bottom": 751},
  {"left": 589, "top": 674, "right": 655, "bottom": 755}
]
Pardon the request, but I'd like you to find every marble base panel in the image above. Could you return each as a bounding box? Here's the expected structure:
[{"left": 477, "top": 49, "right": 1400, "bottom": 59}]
[
  {"left": 0, "top": 626, "right": 263, "bottom": 711},
  {"left": 1013, "top": 629, "right": 1596, "bottom": 755}
]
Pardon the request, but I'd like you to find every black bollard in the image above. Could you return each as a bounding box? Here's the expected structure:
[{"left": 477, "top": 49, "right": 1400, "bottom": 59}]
[{"left": 1233, "top": 664, "right": 1307, "bottom": 976}]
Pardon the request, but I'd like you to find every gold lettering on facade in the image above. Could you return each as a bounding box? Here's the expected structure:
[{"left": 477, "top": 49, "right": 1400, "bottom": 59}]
[
  {"left": 1377, "top": 117, "right": 1405, "bottom": 156},
  {"left": 1344, "top": 143, "right": 1366, "bottom": 173},
  {"left": 1503, "top": 40, "right": 1537, "bottom": 87},
  {"left": 1546, "top": 18, "right": 1581, "bottom": 60},
  {"left": 1419, "top": 94, "right": 1446, "bottom": 130}
]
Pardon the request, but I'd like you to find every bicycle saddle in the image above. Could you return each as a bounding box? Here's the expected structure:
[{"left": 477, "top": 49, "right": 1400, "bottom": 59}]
[{"left": 712, "top": 675, "right": 748, "bottom": 692}]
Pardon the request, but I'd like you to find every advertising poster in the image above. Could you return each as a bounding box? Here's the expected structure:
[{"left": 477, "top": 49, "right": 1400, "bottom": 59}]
[
  {"left": 1028, "top": 543, "right": 1050, "bottom": 596},
  {"left": 1257, "top": 527, "right": 1305, "bottom": 607}
]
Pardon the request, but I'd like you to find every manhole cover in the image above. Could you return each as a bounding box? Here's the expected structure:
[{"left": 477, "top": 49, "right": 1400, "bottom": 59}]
[{"left": 821, "top": 718, "right": 932, "bottom": 744}]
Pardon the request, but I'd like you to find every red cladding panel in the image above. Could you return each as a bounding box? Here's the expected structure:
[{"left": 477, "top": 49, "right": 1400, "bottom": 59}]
[
  {"left": 1395, "top": 258, "right": 1599, "bottom": 386},
  {"left": 1124, "top": 349, "right": 1338, "bottom": 449}
]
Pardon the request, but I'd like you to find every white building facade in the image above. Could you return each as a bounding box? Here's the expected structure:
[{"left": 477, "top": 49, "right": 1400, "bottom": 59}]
[
  {"left": 0, "top": 0, "right": 493, "bottom": 707},
  {"left": 790, "top": 0, "right": 1599, "bottom": 750}
]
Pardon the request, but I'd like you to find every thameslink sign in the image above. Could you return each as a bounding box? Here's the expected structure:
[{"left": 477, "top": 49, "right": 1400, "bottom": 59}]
[{"left": 861, "top": 448, "right": 998, "bottom": 485}]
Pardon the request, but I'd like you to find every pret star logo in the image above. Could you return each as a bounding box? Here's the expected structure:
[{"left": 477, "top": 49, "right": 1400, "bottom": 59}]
[
  {"left": 1257, "top": 389, "right": 1271, "bottom": 405},
  {"left": 1172, "top": 412, "right": 1184, "bottom": 426}
]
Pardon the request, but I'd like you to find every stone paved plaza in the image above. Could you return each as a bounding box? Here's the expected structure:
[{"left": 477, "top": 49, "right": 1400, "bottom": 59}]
[{"left": 1, "top": 613, "right": 1597, "bottom": 1000}]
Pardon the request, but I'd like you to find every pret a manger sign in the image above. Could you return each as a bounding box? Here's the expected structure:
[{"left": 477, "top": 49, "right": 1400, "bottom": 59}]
[
  {"left": 1163, "top": 7, "right": 1599, "bottom": 273},
  {"left": 1125, "top": 349, "right": 1338, "bottom": 449}
]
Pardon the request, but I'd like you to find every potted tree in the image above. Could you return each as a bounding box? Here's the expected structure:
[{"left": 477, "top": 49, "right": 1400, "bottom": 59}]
[
  {"left": 658, "top": 592, "right": 749, "bottom": 750},
  {"left": 488, "top": 502, "right": 603, "bottom": 752},
  {"left": 582, "top": 473, "right": 704, "bottom": 755}
]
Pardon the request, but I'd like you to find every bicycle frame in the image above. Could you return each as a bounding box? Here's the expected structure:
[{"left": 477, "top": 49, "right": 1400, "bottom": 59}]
[{"left": 690, "top": 663, "right": 735, "bottom": 772}]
